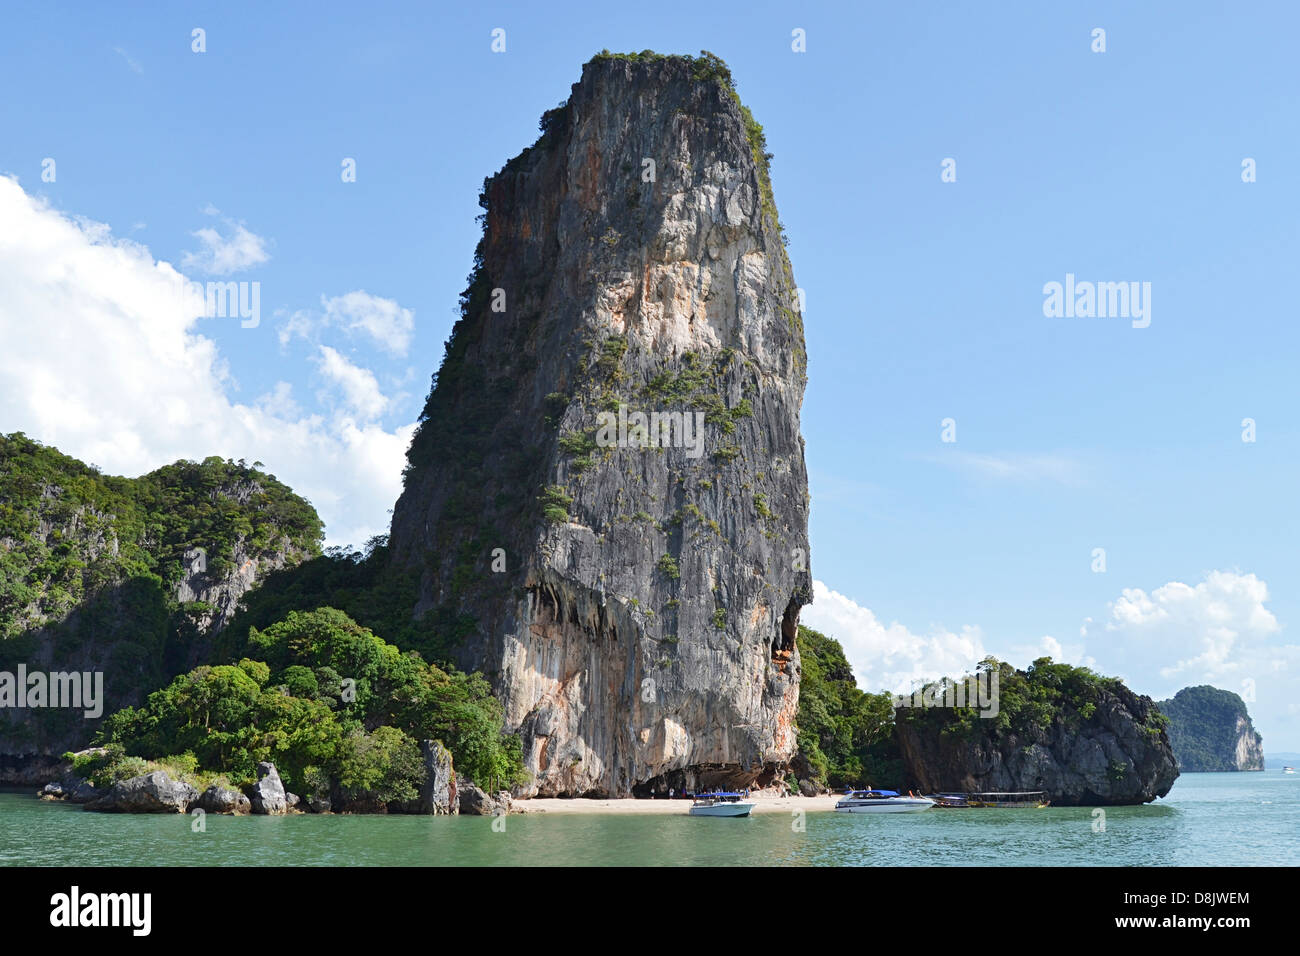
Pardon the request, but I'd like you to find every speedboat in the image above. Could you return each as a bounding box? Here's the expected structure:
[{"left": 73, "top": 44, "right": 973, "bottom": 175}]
[
  {"left": 835, "top": 789, "right": 934, "bottom": 813},
  {"left": 1284, "top": 766, "right": 1296, "bottom": 774},
  {"left": 688, "top": 792, "right": 755, "bottom": 817}
]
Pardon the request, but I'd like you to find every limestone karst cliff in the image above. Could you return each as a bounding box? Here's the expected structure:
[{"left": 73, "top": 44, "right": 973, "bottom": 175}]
[
  {"left": 1158, "top": 685, "right": 1265, "bottom": 772},
  {"left": 0, "top": 433, "right": 322, "bottom": 773},
  {"left": 389, "top": 52, "right": 811, "bottom": 797}
]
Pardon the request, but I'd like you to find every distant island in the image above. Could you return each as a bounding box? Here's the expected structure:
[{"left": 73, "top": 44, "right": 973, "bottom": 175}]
[{"left": 1157, "top": 686, "right": 1264, "bottom": 772}]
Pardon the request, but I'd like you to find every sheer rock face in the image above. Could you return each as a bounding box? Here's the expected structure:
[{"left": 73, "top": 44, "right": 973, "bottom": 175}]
[
  {"left": 389, "top": 55, "right": 811, "bottom": 797},
  {"left": 1232, "top": 716, "right": 1265, "bottom": 771}
]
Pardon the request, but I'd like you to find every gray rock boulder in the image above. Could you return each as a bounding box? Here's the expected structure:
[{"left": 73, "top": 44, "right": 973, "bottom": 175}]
[
  {"left": 38, "top": 770, "right": 101, "bottom": 803},
  {"left": 84, "top": 771, "right": 198, "bottom": 813},
  {"left": 305, "top": 795, "right": 332, "bottom": 814},
  {"left": 196, "top": 785, "right": 251, "bottom": 815},
  {"left": 458, "top": 781, "right": 510, "bottom": 816},
  {"left": 66, "top": 780, "right": 100, "bottom": 804},
  {"left": 249, "top": 762, "right": 288, "bottom": 815},
  {"left": 412, "top": 740, "right": 457, "bottom": 814}
]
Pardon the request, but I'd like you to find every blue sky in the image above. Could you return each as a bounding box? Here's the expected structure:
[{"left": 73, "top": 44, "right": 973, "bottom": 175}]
[{"left": 2, "top": 1, "right": 1297, "bottom": 746}]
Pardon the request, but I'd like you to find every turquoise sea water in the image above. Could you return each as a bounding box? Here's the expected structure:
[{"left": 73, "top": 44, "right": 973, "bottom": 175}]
[{"left": 1, "top": 771, "right": 1296, "bottom": 866}]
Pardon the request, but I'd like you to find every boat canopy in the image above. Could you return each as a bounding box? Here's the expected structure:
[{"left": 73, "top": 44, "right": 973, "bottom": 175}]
[{"left": 848, "top": 789, "right": 899, "bottom": 797}]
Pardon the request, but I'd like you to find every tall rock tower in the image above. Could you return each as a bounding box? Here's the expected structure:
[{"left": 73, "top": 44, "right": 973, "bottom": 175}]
[{"left": 389, "top": 52, "right": 811, "bottom": 796}]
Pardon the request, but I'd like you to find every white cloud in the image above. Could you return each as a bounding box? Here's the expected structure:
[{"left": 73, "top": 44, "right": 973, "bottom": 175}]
[
  {"left": 180, "top": 208, "right": 269, "bottom": 276},
  {"left": 112, "top": 47, "right": 143, "bottom": 74},
  {"left": 277, "top": 309, "right": 314, "bottom": 349},
  {"left": 1086, "top": 570, "right": 1297, "bottom": 746},
  {"left": 0, "top": 175, "right": 412, "bottom": 548},
  {"left": 1094, "top": 570, "right": 1285, "bottom": 681},
  {"left": 315, "top": 345, "right": 388, "bottom": 421},
  {"left": 322, "top": 291, "right": 414, "bottom": 356},
  {"left": 280, "top": 291, "right": 416, "bottom": 357},
  {"left": 1006, "top": 634, "right": 1094, "bottom": 670},
  {"left": 932, "top": 452, "right": 1083, "bottom": 484},
  {"left": 802, "top": 581, "right": 987, "bottom": 694}
]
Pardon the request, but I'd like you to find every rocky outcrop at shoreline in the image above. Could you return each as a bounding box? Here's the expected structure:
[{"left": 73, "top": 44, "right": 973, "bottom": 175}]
[
  {"left": 250, "top": 762, "right": 288, "bottom": 815},
  {"left": 83, "top": 771, "right": 198, "bottom": 814},
  {"left": 411, "top": 740, "right": 458, "bottom": 815},
  {"left": 896, "top": 666, "right": 1179, "bottom": 806},
  {"left": 457, "top": 781, "right": 511, "bottom": 816},
  {"left": 195, "top": 785, "right": 251, "bottom": 815},
  {"left": 38, "top": 751, "right": 472, "bottom": 816}
]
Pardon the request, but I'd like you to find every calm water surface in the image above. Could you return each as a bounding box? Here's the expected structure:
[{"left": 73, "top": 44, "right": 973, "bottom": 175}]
[{"left": 2, "top": 771, "right": 1295, "bottom": 866}]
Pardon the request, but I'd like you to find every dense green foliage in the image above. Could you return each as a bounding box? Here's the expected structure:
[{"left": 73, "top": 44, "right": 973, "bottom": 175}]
[
  {"left": 0, "top": 432, "right": 323, "bottom": 639},
  {"left": 216, "top": 536, "right": 477, "bottom": 669},
  {"left": 67, "top": 746, "right": 238, "bottom": 793},
  {"left": 793, "top": 626, "right": 901, "bottom": 789},
  {"left": 96, "top": 607, "right": 526, "bottom": 803},
  {"left": 895, "top": 656, "right": 1168, "bottom": 743},
  {"left": 1157, "top": 685, "right": 1262, "bottom": 771}
]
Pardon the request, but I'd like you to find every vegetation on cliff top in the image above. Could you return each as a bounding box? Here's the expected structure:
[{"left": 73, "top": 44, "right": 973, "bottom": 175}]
[
  {"left": 896, "top": 656, "right": 1170, "bottom": 745},
  {"left": 1157, "top": 685, "right": 1262, "bottom": 771},
  {"left": 588, "top": 51, "right": 779, "bottom": 229},
  {"left": 0, "top": 432, "right": 323, "bottom": 640}
]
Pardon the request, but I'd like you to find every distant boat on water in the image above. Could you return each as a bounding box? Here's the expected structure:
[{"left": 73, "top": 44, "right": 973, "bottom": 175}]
[{"left": 1284, "top": 766, "right": 1296, "bottom": 774}]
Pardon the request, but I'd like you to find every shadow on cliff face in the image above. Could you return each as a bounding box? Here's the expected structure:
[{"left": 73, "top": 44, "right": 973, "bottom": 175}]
[
  {"left": 773, "top": 595, "right": 800, "bottom": 674},
  {"left": 0, "top": 575, "right": 181, "bottom": 761},
  {"left": 632, "top": 763, "right": 782, "bottom": 798}
]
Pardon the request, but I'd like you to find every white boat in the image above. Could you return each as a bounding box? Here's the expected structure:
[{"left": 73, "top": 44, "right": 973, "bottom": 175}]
[
  {"left": 1284, "top": 766, "right": 1296, "bottom": 774},
  {"left": 835, "top": 789, "right": 935, "bottom": 813},
  {"left": 688, "top": 792, "right": 756, "bottom": 817}
]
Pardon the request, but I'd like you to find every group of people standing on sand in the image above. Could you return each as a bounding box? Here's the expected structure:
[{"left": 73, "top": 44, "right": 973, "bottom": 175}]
[{"left": 648, "top": 787, "right": 753, "bottom": 799}]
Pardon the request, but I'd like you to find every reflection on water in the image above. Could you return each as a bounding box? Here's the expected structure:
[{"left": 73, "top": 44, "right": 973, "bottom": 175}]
[{"left": 1, "top": 772, "right": 1295, "bottom": 866}]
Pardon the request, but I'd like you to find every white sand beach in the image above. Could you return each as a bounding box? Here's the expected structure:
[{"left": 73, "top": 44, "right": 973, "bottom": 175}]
[{"left": 516, "top": 793, "right": 843, "bottom": 814}]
